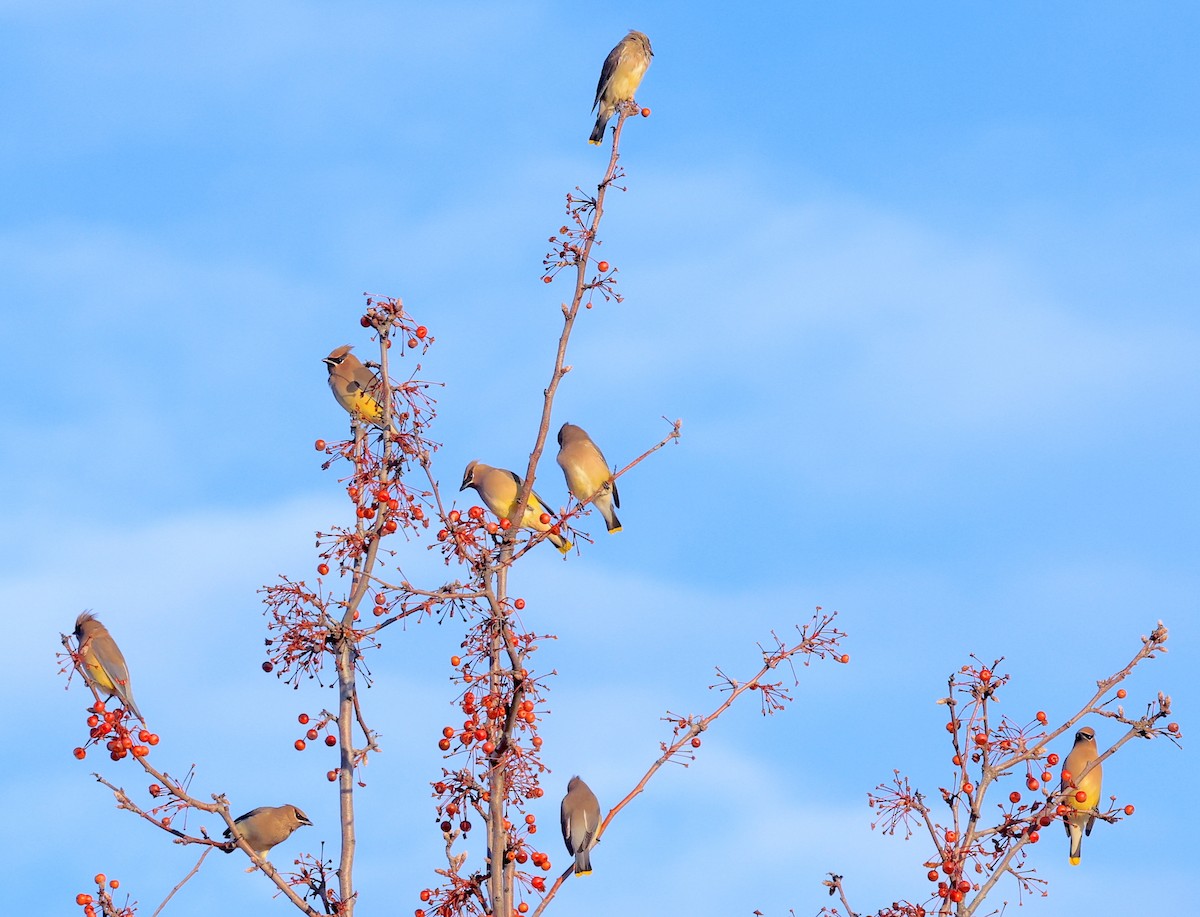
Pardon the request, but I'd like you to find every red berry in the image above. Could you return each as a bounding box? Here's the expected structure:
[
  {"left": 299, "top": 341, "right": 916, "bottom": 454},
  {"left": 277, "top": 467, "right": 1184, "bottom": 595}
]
[
  {"left": 325, "top": 735, "right": 337, "bottom": 747},
  {"left": 314, "top": 439, "right": 326, "bottom": 451},
  {"left": 1036, "top": 711, "right": 1048, "bottom": 724},
  {"left": 438, "top": 738, "right": 451, "bottom": 751},
  {"left": 294, "top": 739, "right": 306, "bottom": 751},
  {"left": 1124, "top": 804, "right": 1135, "bottom": 815},
  {"left": 690, "top": 737, "right": 701, "bottom": 748},
  {"left": 317, "top": 563, "right": 330, "bottom": 576},
  {"left": 416, "top": 326, "right": 428, "bottom": 339},
  {"left": 1009, "top": 791, "right": 1021, "bottom": 804},
  {"left": 514, "top": 598, "right": 526, "bottom": 610},
  {"left": 73, "top": 747, "right": 86, "bottom": 760},
  {"left": 597, "top": 260, "right": 610, "bottom": 272}
]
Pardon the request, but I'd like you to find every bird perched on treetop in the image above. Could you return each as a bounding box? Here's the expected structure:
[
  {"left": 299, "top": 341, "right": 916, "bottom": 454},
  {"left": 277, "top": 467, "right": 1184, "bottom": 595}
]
[
  {"left": 1061, "top": 726, "right": 1103, "bottom": 866},
  {"left": 556, "top": 423, "right": 621, "bottom": 533},
  {"left": 460, "top": 460, "right": 571, "bottom": 554},
  {"left": 323, "top": 344, "right": 397, "bottom": 434},
  {"left": 73, "top": 612, "right": 144, "bottom": 722},
  {"left": 589, "top": 30, "right": 653, "bottom": 145},
  {"left": 224, "top": 805, "right": 312, "bottom": 871},
  {"left": 560, "top": 776, "right": 602, "bottom": 875}
]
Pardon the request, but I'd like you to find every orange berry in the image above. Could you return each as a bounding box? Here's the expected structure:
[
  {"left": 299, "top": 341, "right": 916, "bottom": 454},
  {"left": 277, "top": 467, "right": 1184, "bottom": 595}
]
[
  {"left": 76, "top": 894, "right": 93, "bottom": 906},
  {"left": 93, "top": 875, "right": 105, "bottom": 887},
  {"left": 149, "top": 784, "right": 161, "bottom": 796},
  {"left": 927, "top": 869, "right": 940, "bottom": 882},
  {"left": 1027, "top": 777, "right": 1040, "bottom": 791},
  {"left": 525, "top": 813, "right": 536, "bottom": 825},
  {"left": 306, "top": 728, "right": 319, "bottom": 740},
  {"left": 1124, "top": 804, "right": 1135, "bottom": 815},
  {"left": 161, "top": 816, "right": 171, "bottom": 827},
  {"left": 1116, "top": 688, "right": 1127, "bottom": 699},
  {"left": 468, "top": 505, "right": 484, "bottom": 520},
  {"left": 1056, "top": 804, "right": 1069, "bottom": 816},
  {"left": 1036, "top": 711, "right": 1048, "bottom": 724},
  {"left": 951, "top": 754, "right": 962, "bottom": 766},
  {"left": 360, "top": 315, "right": 372, "bottom": 328},
  {"left": 416, "top": 326, "right": 428, "bottom": 339},
  {"left": 73, "top": 747, "right": 86, "bottom": 760},
  {"left": 514, "top": 598, "right": 526, "bottom": 610},
  {"left": 1009, "top": 791, "right": 1021, "bottom": 804},
  {"left": 109, "top": 880, "right": 119, "bottom": 890},
  {"left": 597, "top": 260, "right": 610, "bottom": 272},
  {"left": 839, "top": 653, "right": 850, "bottom": 663},
  {"left": 1028, "top": 831, "right": 1040, "bottom": 843},
  {"left": 957, "top": 880, "right": 970, "bottom": 893},
  {"left": 1061, "top": 769, "right": 1073, "bottom": 784},
  {"left": 298, "top": 713, "right": 310, "bottom": 725},
  {"left": 450, "top": 655, "right": 462, "bottom": 666},
  {"left": 1075, "top": 790, "right": 1088, "bottom": 804},
  {"left": 949, "top": 890, "right": 963, "bottom": 903},
  {"left": 483, "top": 741, "right": 496, "bottom": 754},
  {"left": 438, "top": 738, "right": 451, "bottom": 751},
  {"left": 327, "top": 770, "right": 338, "bottom": 782},
  {"left": 420, "top": 890, "right": 432, "bottom": 902},
  {"left": 962, "top": 781, "right": 974, "bottom": 793},
  {"left": 325, "top": 735, "right": 336, "bottom": 747},
  {"left": 486, "top": 522, "right": 498, "bottom": 534},
  {"left": 384, "top": 519, "right": 398, "bottom": 533},
  {"left": 294, "top": 739, "right": 307, "bottom": 751},
  {"left": 499, "top": 518, "right": 512, "bottom": 530},
  {"left": 973, "top": 733, "right": 987, "bottom": 746},
  {"left": 317, "top": 563, "right": 330, "bottom": 576},
  {"left": 945, "top": 722, "right": 955, "bottom": 732},
  {"left": 1041, "top": 771, "right": 1052, "bottom": 782},
  {"left": 1168, "top": 722, "right": 1180, "bottom": 733},
  {"left": 448, "top": 510, "right": 461, "bottom": 523},
  {"left": 542, "top": 275, "right": 552, "bottom": 283},
  {"left": 640, "top": 107, "right": 651, "bottom": 117},
  {"left": 442, "top": 726, "right": 455, "bottom": 738},
  {"left": 979, "top": 669, "right": 991, "bottom": 683},
  {"left": 407, "top": 337, "right": 418, "bottom": 348},
  {"left": 1047, "top": 753, "right": 1060, "bottom": 766},
  {"left": 538, "top": 512, "right": 550, "bottom": 525},
  {"left": 314, "top": 439, "right": 326, "bottom": 451},
  {"left": 690, "top": 737, "right": 701, "bottom": 748},
  {"left": 531, "top": 736, "right": 543, "bottom": 748}
]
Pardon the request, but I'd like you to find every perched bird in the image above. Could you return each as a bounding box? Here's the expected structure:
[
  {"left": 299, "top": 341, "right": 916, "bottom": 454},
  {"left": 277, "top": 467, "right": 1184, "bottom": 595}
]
[
  {"left": 1061, "top": 726, "right": 1103, "bottom": 865},
  {"left": 560, "top": 776, "right": 602, "bottom": 875},
  {"left": 73, "top": 612, "right": 144, "bottom": 722},
  {"left": 556, "top": 423, "right": 621, "bottom": 533},
  {"left": 224, "top": 805, "right": 312, "bottom": 870},
  {"left": 323, "top": 344, "right": 396, "bottom": 433},
  {"left": 589, "top": 30, "right": 653, "bottom": 145},
  {"left": 460, "top": 461, "right": 571, "bottom": 554}
]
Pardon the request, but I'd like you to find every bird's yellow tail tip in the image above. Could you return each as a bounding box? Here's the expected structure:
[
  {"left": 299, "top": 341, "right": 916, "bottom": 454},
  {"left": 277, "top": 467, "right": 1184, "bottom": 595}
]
[
  {"left": 1069, "top": 857, "right": 1081, "bottom": 866},
  {"left": 558, "top": 541, "right": 573, "bottom": 555},
  {"left": 576, "top": 868, "right": 592, "bottom": 876},
  {"left": 609, "top": 525, "right": 623, "bottom": 534},
  {"left": 588, "top": 140, "right": 601, "bottom": 146}
]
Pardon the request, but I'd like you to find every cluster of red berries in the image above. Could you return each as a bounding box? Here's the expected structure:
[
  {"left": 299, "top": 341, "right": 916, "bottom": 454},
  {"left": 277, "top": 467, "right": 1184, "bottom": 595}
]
[
  {"left": 72, "top": 701, "right": 158, "bottom": 762},
  {"left": 293, "top": 712, "right": 338, "bottom": 753},
  {"left": 74, "top": 874, "right": 130, "bottom": 917}
]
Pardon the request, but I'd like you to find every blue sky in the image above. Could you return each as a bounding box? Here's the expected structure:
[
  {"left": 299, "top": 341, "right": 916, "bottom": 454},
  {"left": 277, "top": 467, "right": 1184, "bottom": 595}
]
[{"left": 4, "top": 2, "right": 1196, "bottom": 914}]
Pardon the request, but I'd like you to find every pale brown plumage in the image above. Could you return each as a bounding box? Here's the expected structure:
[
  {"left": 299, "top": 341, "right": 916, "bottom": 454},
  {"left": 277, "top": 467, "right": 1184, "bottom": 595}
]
[
  {"left": 73, "top": 612, "right": 144, "bottom": 722},
  {"left": 556, "top": 423, "right": 621, "bottom": 533},
  {"left": 224, "top": 804, "right": 312, "bottom": 869},
  {"left": 1061, "top": 726, "right": 1103, "bottom": 865},
  {"left": 322, "top": 344, "right": 396, "bottom": 433},
  {"left": 560, "top": 776, "right": 601, "bottom": 875},
  {"left": 589, "top": 30, "right": 653, "bottom": 145},
  {"left": 460, "top": 460, "right": 571, "bottom": 554}
]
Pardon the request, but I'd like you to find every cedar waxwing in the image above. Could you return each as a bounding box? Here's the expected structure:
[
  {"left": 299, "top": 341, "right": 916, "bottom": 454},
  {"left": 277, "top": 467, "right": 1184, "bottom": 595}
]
[
  {"left": 560, "top": 776, "right": 601, "bottom": 875},
  {"left": 73, "top": 612, "right": 144, "bottom": 722},
  {"left": 460, "top": 461, "right": 571, "bottom": 554},
  {"left": 589, "top": 30, "right": 653, "bottom": 145},
  {"left": 556, "top": 423, "right": 621, "bottom": 533},
  {"left": 1061, "top": 726, "right": 1103, "bottom": 866},
  {"left": 224, "top": 805, "right": 312, "bottom": 869},
  {"left": 323, "top": 345, "right": 397, "bottom": 433}
]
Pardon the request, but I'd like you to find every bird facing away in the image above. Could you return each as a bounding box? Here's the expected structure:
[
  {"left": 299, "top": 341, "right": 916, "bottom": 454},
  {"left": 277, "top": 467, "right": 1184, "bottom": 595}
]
[
  {"left": 460, "top": 461, "right": 571, "bottom": 554},
  {"left": 323, "top": 344, "right": 396, "bottom": 433},
  {"left": 73, "top": 612, "right": 144, "bottom": 722},
  {"left": 556, "top": 423, "right": 621, "bottom": 533},
  {"left": 560, "top": 776, "right": 601, "bottom": 875},
  {"left": 589, "top": 30, "right": 653, "bottom": 145},
  {"left": 224, "top": 805, "right": 312, "bottom": 870},
  {"left": 1061, "top": 726, "right": 1103, "bottom": 866}
]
